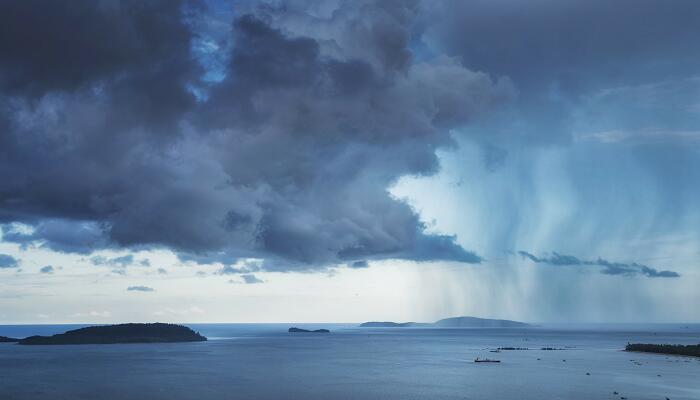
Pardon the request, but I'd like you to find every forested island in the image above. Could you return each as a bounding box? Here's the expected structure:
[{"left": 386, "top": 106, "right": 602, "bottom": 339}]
[
  {"left": 17, "top": 323, "right": 207, "bottom": 345},
  {"left": 625, "top": 343, "right": 700, "bottom": 357},
  {"left": 360, "top": 316, "right": 530, "bottom": 328}
]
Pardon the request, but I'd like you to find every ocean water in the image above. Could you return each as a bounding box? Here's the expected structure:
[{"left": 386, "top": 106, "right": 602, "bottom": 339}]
[{"left": 1, "top": 323, "right": 699, "bottom": 400}]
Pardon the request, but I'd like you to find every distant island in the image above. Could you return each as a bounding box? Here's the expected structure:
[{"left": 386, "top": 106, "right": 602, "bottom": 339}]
[
  {"left": 17, "top": 323, "right": 207, "bottom": 345},
  {"left": 359, "top": 322, "right": 432, "bottom": 328},
  {"left": 360, "top": 316, "right": 530, "bottom": 328},
  {"left": 288, "top": 327, "right": 330, "bottom": 333},
  {"left": 433, "top": 316, "right": 529, "bottom": 327},
  {"left": 0, "top": 336, "right": 20, "bottom": 343},
  {"left": 625, "top": 343, "right": 700, "bottom": 357}
]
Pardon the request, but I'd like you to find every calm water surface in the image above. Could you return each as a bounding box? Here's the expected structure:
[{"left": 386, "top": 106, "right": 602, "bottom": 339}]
[{"left": 1, "top": 323, "right": 699, "bottom": 400}]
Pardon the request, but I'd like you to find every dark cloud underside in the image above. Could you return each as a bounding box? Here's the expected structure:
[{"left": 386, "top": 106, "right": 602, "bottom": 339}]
[{"left": 0, "top": 0, "right": 513, "bottom": 269}]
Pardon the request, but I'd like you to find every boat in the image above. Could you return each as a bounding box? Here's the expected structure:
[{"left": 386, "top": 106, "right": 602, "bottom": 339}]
[{"left": 474, "top": 357, "right": 501, "bottom": 363}]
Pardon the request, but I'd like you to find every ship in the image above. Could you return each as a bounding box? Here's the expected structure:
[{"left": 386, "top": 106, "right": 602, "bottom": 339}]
[{"left": 474, "top": 357, "right": 501, "bottom": 363}]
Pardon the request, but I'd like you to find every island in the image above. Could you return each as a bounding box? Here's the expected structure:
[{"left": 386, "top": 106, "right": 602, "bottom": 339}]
[
  {"left": 360, "top": 316, "right": 530, "bottom": 328},
  {"left": 625, "top": 343, "right": 700, "bottom": 357},
  {"left": 433, "top": 316, "right": 529, "bottom": 328},
  {"left": 17, "top": 323, "right": 207, "bottom": 345},
  {"left": 359, "top": 322, "right": 431, "bottom": 328},
  {"left": 288, "top": 327, "right": 330, "bottom": 333},
  {"left": 0, "top": 336, "right": 20, "bottom": 343}
]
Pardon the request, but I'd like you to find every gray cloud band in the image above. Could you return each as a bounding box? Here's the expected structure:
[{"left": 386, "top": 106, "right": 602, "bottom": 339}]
[{"left": 518, "top": 251, "right": 680, "bottom": 278}]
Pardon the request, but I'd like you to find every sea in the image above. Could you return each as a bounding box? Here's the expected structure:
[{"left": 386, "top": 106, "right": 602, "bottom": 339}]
[{"left": 1, "top": 323, "right": 699, "bottom": 400}]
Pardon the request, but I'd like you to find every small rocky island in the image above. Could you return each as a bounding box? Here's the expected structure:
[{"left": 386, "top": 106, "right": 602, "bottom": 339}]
[
  {"left": 360, "top": 316, "right": 530, "bottom": 328},
  {"left": 17, "top": 323, "right": 207, "bottom": 345},
  {"left": 0, "top": 336, "right": 20, "bottom": 343},
  {"left": 288, "top": 327, "right": 330, "bottom": 333},
  {"left": 625, "top": 343, "right": 700, "bottom": 357}
]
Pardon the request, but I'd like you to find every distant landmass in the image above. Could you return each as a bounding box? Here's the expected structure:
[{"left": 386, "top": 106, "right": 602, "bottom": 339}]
[
  {"left": 625, "top": 343, "right": 700, "bottom": 357},
  {"left": 358, "top": 322, "right": 431, "bottom": 328},
  {"left": 433, "top": 316, "right": 529, "bottom": 327},
  {"left": 288, "top": 327, "right": 330, "bottom": 333},
  {"left": 17, "top": 323, "right": 207, "bottom": 345},
  {"left": 360, "top": 316, "right": 530, "bottom": 328},
  {"left": 0, "top": 336, "right": 20, "bottom": 343}
]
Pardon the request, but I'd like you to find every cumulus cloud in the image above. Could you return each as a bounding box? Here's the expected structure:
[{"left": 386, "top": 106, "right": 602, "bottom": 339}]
[
  {"left": 89, "top": 254, "right": 150, "bottom": 269},
  {"left": 0, "top": 0, "right": 509, "bottom": 270},
  {"left": 230, "top": 274, "right": 264, "bottom": 284},
  {"left": 39, "top": 265, "right": 54, "bottom": 274},
  {"left": 127, "top": 286, "right": 155, "bottom": 292},
  {"left": 91, "top": 255, "right": 134, "bottom": 268},
  {"left": 518, "top": 251, "right": 680, "bottom": 278},
  {"left": 217, "top": 265, "right": 249, "bottom": 275},
  {"left": 241, "top": 274, "right": 264, "bottom": 284},
  {"left": 217, "top": 261, "right": 261, "bottom": 275},
  {"left": 0, "top": 253, "right": 19, "bottom": 268},
  {"left": 157, "top": 268, "right": 168, "bottom": 274}
]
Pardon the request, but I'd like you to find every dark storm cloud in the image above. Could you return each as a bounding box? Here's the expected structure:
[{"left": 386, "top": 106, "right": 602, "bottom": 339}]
[
  {"left": 0, "top": 0, "right": 201, "bottom": 227},
  {"left": 195, "top": 3, "right": 505, "bottom": 266},
  {"left": 423, "top": 0, "right": 700, "bottom": 150},
  {"left": 0, "top": 0, "right": 200, "bottom": 96},
  {"left": 127, "top": 286, "right": 155, "bottom": 292},
  {"left": 518, "top": 251, "right": 680, "bottom": 278},
  {"left": 1, "top": 220, "right": 110, "bottom": 254},
  {"left": 0, "top": 1, "right": 513, "bottom": 270},
  {"left": 427, "top": 0, "right": 700, "bottom": 94},
  {"left": 0, "top": 254, "right": 19, "bottom": 269}
]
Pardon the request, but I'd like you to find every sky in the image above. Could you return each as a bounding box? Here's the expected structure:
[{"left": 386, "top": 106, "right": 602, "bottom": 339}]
[{"left": 1, "top": 0, "right": 699, "bottom": 324}]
